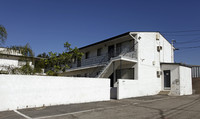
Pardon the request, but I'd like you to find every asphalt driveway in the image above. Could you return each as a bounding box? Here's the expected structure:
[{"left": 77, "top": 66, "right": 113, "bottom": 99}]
[{"left": 1, "top": 94, "right": 200, "bottom": 119}]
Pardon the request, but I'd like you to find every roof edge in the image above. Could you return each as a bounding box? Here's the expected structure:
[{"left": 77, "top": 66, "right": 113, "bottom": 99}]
[
  {"left": 78, "top": 31, "right": 172, "bottom": 50},
  {"left": 161, "top": 62, "right": 192, "bottom": 68},
  {"left": 79, "top": 32, "right": 130, "bottom": 50}
]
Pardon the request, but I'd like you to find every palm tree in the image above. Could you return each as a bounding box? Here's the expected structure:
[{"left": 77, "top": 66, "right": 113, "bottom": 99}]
[
  {"left": 20, "top": 43, "right": 34, "bottom": 57},
  {"left": 0, "top": 25, "right": 7, "bottom": 46},
  {"left": 9, "top": 43, "right": 35, "bottom": 74},
  {"left": 9, "top": 43, "right": 34, "bottom": 57}
]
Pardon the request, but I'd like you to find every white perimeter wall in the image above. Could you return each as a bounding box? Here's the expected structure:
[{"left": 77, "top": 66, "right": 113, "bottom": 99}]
[
  {"left": 179, "top": 66, "right": 192, "bottom": 95},
  {"left": 0, "top": 75, "right": 110, "bottom": 111},
  {"left": 117, "top": 78, "right": 161, "bottom": 99}
]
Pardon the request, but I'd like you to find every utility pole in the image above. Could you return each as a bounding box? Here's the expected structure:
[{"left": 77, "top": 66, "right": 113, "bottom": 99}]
[
  {"left": 171, "top": 39, "right": 176, "bottom": 62},
  {"left": 171, "top": 39, "right": 176, "bottom": 46}
]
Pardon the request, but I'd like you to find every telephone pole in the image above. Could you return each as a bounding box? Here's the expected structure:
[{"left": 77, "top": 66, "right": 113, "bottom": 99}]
[{"left": 171, "top": 39, "right": 176, "bottom": 62}]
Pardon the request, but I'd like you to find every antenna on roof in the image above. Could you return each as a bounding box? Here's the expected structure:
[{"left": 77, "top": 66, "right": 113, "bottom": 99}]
[{"left": 171, "top": 39, "right": 176, "bottom": 46}]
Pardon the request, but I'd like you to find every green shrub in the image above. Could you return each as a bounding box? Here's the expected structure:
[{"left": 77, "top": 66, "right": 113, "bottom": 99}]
[
  {"left": 33, "top": 67, "right": 42, "bottom": 74},
  {"left": 19, "top": 64, "right": 34, "bottom": 75},
  {"left": 46, "top": 70, "right": 58, "bottom": 76},
  {"left": 0, "top": 70, "right": 8, "bottom": 74}
]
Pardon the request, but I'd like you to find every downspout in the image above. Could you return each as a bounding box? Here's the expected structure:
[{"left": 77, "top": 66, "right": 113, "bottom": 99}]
[
  {"left": 120, "top": 59, "right": 122, "bottom": 79},
  {"left": 178, "top": 66, "right": 180, "bottom": 95},
  {"left": 113, "top": 62, "right": 116, "bottom": 87}
]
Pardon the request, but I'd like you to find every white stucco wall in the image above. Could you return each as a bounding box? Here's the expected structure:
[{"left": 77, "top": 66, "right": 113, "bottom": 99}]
[
  {"left": 161, "top": 64, "right": 180, "bottom": 95},
  {"left": 117, "top": 78, "right": 161, "bottom": 99},
  {"left": 161, "top": 64, "right": 192, "bottom": 96},
  {"left": 137, "top": 32, "right": 173, "bottom": 66},
  {"left": 159, "top": 35, "right": 174, "bottom": 63},
  {"left": 0, "top": 59, "right": 19, "bottom": 67},
  {"left": 179, "top": 66, "right": 192, "bottom": 95},
  {"left": 117, "top": 33, "right": 174, "bottom": 99},
  {"left": 0, "top": 75, "right": 110, "bottom": 111},
  {"left": 0, "top": 58, "right": 34, "bottom": 71},
  {"left": 0, "top": 59, "right": 19, "bottom": 71}
]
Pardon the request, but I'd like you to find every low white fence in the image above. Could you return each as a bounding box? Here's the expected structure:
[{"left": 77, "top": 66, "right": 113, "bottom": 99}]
[
  {"left": 117, "top": 79, "right": 160, "bottom": 99},
  {"left": 0, "top": 75, "right": 110, "bottom": 111}
]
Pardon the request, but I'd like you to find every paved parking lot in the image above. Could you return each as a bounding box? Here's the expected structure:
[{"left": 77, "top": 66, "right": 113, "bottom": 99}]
[{"left": 1, "top": 95, "right": 200, "bottom": 119}]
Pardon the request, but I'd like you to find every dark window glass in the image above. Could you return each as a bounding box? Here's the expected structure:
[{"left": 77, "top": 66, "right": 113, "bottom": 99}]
[
  {"left": 116, "top": 43, "right": 122, "bottom": 55},
  {"left": 116, "top": 68, "right": 134, "bottom": 79},
  {"left": 97, "top": 48, "right": 102, "bottom": 56},
  {"left": 85, "top": 52, "right": 89, "bottom": 59}
]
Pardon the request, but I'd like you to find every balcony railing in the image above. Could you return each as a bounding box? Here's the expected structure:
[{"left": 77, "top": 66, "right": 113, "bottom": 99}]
[
  {"left": 69, "top": 50, "right": 137, "bottom": 69},
  {"left": 80, "top": 54, "right": 109, "bottom": 67}
]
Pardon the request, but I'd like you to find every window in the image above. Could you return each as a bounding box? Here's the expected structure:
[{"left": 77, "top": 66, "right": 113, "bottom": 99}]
[
  {"left": 18, "top": 60, "right": 26, "bottom": 66},
  {"left": 85, "top": 52, "right": 89, "bottom": 59},
  {"left": 97, "top": 48, "right": 102, "bottom": 56},
  {"left": 116, "top": 43, "right": 122, "bottom": 55},
  {"left": 116, "top": 68, "right": 134, "bottom": 79}
]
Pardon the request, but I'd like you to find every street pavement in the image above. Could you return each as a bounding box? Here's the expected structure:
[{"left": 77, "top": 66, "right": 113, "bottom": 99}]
[{"left": 0, "top": 94, "right": 200, "bottom": 119}]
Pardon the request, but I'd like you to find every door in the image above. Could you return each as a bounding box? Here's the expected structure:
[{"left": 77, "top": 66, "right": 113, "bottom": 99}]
[
  {"left": 77, "top": 58, "right": 81, "bottom": 67},
  {"left": 108, "top": 45, "right": 114, "bottom": 59},
  {"left": 109, "top": 73, "right": 117, "bottom": 99},
  {"left": 164, "top": 70, "right": 171, "bottom": 89},
  {"left": 116, "top": 43, "right": 122, "bottom": 55},
  {"left": 109, "top": 73, "right": 114, "bottom": 87}
]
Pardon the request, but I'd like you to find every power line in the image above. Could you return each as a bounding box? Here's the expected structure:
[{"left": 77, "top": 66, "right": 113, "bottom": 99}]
[
  {"left": 177, "top": 41, "right": 200, "bottom": 44},
  {"left": 176, "top": 39, "right": 200, "bottom": 44},
  {"left": 171, "top": 37, "right": 200, "bottom": 45},
  {"left": 159, "top": 29, "right": 200, "bottom": 50},
  {"left": 177, "top": 45, "right": 200, "bottom": 49},
  {"left": 161, "top": 29, "right": 200, "bottom": 33},
  {"left": 163, "top": 34, "right": 200, "bottom": 36}
]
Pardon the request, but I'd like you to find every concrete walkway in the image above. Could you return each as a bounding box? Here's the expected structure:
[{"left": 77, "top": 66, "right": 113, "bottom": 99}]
[{"left": 1, "top": 95, "right": 200, "bottom": 119}]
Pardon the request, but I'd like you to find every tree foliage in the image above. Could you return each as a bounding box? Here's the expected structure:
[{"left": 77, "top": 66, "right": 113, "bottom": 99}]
[
  {"left": 4, "top": 43, "right": 36, "bottom": 75},
  {"left": 19, "top": 63, "right": 34, "bottom": 75},
  {"left": 0, "top": 64, "right": 34, "bottom": 75},
  {"left": 37, "top": 52, "right": 49, "bottom": 58},
  {"left": 37, "top": 42, "right": 83, "bottom": 75},
  {"left": 0, "top": 25, "right": 7, "bottom": 46},
  {"left": 9, "top": 43, "right": 34, "bottom": 57}
]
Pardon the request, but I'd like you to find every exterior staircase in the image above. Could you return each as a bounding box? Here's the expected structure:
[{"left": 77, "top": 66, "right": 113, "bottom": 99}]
[
  {"left": 97, "top": 58, "right": 116, "bottom": 78},
  {"left": 89, "top": 45, "right": 138, "bottom": 78}
]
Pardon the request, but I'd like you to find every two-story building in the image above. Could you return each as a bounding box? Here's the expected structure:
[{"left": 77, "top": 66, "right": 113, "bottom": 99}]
[
  {"left": 0, "top": 47, "right": 37, "bottom": 73},
  {"left": 62, "top": 32, "right": 192, "bottom": 99}
]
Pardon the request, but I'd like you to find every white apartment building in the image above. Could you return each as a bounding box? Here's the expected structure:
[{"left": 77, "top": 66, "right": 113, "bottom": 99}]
[{"left": 61, "top": 32, "right": 192, "bottom": 98}]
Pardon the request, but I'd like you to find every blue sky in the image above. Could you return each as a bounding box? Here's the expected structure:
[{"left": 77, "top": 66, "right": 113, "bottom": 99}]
[{"left": 0, "top": 0, "right": 200, "bottom": 65}]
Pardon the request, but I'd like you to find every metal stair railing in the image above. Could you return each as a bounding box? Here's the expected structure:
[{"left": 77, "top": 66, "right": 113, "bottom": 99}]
[
  {"left": 121, "top": 41, "right": 138, "bottom": 59},
  {"left": 89, "top": 53, "right": 110, "bottom": 77},
  {"left": 96, "top": 42, "right": 138, "bottom": 78}
]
